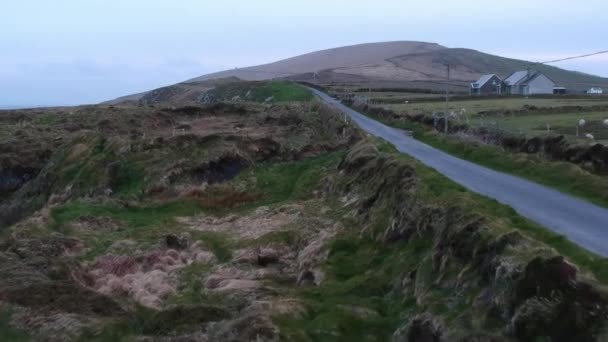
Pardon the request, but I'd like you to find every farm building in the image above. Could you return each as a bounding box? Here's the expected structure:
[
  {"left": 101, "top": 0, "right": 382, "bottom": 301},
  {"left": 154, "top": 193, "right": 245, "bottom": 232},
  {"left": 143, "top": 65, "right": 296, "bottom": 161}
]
[
  {"left": 503, "top": 70, "right": 555, "bottom": 95},
  {"left": 470, "top": 74, "right": 503, "bottom": 95},
  {"left": 587, "top": 87, "right": 603, "bottom": 95}
]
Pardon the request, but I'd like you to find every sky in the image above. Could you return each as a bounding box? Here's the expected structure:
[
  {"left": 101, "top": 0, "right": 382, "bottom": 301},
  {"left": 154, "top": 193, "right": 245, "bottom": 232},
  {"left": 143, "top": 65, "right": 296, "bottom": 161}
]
[{"left": 1, "top": 0, "right": 607, "bottom": 107}]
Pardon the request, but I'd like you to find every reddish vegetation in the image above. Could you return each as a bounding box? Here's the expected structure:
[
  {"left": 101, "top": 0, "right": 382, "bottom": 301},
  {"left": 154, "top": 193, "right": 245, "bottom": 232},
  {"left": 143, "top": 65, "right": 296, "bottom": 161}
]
[{"left": 187, "top": 186, "right": 261, "bottom": 209}]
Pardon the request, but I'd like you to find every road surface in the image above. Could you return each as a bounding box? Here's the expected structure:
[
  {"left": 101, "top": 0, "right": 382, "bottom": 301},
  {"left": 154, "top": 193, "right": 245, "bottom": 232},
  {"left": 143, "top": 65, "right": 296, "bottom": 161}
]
[{"left": 310, "top": 88, "right": 608, "bottom": 257}]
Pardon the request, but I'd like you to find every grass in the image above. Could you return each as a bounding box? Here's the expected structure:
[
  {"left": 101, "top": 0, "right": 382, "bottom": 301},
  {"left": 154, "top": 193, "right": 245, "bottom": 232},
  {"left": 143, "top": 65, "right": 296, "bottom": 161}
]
[
  {"left": 190, "top": 231, "right": 233, "bottom": 262},
  {"left": 357, "top": 107, "right": 608, "bottom": 210},
  {"left": 252, "top": 81, "right": 313, "bottom": 102},
  {"left": 379, "top": 94, "right": 608, "bottom": 142},
  {"left": 276, "top": 138, "right": 608, "bottom": 340},
  {"left": 415, "top": 129, "right": 608, "bottom": 209},
  {"left": 386, "top": 96, "right": 608, "bottom": 115},
  {"left": 241, "top": 151, "right": 344, "bottom": 207},
  {"left": 167, "top": 263, "right": 210, "bottom": 306},
  {"left": 51, "top": 199, "right": 202, "bottom": 230},
  {"left": 79, "top": 304, "right": 229, "bottom": 341},
  {"left": 49, "top": 199, "right": 204, "bottom": 259},
  {"left": 278, "top": 236, "right": 428, "bottom": 341},
  {"left": 0, "top": 308, "right": 30, "bottom": 342},
  {"left": 45, "top": 151, "right": 344, "bottom": 261},
  {"left": 212, "top": 81, "right": 313, "bottom": 103},
  {"left": 469, "top": 111, "right": 608, "bottom": 141}
]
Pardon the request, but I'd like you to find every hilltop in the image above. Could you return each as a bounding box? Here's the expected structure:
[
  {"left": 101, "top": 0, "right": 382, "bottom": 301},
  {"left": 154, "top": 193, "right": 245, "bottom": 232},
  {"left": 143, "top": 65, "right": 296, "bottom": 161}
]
[{"left": 107, "top": 41, "right": 608, "bottom": 104}]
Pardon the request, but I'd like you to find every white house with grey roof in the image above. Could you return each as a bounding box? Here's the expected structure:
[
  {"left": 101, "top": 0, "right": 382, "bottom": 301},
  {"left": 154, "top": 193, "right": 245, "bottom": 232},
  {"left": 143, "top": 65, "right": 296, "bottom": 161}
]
[{"left": 503, "top": 70, "right": 555, "bottom": 95}]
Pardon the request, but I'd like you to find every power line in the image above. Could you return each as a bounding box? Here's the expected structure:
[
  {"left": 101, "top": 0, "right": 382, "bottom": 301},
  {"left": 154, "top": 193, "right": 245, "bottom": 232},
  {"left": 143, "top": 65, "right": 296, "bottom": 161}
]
[{"left": 530, "top": 50, "right": 608, "bottom": 66}]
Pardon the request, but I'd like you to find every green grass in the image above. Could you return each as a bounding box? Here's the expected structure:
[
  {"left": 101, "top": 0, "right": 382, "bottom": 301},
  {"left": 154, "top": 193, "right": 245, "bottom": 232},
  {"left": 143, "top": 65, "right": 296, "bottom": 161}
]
[
  {"left": 276, "top": 138, "right": 608, "bottom": 340},
  {"left": 0, "top": 308, "right": 30, "bottom": 342},
  {"left": 357, "top": 107, "right": 608, "bottom": 210},
  {"left": 167, "top": 263, "right": 210, "bottom": 306},
  {"left": 79, "top": 304, "right": 229, "bottom": 341},
  {"left": 386, "top": 97, "right": 608, "bottom": 116},
  {"left": 51, "top": 199, "right": 202, "bottom": 230},
  {"left": 415, "top": 129, "right": 608, "bottom": 209},
  {"left": 252, "top": 81, "right": 313, "bottom": 102},
  {"left": 50, "top": 199, "right": 204, "bottom": 259},
  {"left": 278, "top": 236, "right": 427, "bottom": 341},
  {"left": 110, "top": 160, "right": 147, "bottom": 197},
  {"left": 472, "top": 111, "right": 605, "bottom": 132},
  {"left": 212, "top": 81, "right": 313, "bottom": 103},
  {"left": 190, "top": 231, "right": 233, "bottom": 262},
  {"left": 242, "top": 151, "right": 344, "bottom": 206}
]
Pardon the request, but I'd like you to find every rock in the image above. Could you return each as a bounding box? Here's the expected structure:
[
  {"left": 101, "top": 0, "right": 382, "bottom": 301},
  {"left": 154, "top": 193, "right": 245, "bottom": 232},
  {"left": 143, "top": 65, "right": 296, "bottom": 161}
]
[{"left": 165, "top": 234, "right": 189, "bottom": 250}]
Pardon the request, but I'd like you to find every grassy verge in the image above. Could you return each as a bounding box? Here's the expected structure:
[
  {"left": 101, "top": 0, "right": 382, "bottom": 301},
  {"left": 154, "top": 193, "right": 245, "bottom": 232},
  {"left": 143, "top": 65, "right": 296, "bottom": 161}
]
[
  {"left": 416, "top": 129, "right": 608, "bottom": 209},
  {"left": 358, "top": 109, "right": 608, "bottom": 209},
  {"left": 0, "top": 308, "right": 29, "bottom": 342},
  {"left": 376, "top": 139, "right": 608, "bottom": 283}
]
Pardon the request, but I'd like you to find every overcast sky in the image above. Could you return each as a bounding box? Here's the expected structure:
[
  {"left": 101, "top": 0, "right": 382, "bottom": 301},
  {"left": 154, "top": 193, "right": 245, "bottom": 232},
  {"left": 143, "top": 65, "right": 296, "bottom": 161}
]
[{"left": 1, "top": 0, "right": 607, "bottom": 107}]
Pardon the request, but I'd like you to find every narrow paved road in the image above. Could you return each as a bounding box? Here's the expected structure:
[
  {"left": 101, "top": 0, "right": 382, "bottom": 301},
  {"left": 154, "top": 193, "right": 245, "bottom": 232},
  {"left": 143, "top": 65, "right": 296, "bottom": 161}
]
[{"left": 310, "top": 88, "right": 608, "bottom": 257}]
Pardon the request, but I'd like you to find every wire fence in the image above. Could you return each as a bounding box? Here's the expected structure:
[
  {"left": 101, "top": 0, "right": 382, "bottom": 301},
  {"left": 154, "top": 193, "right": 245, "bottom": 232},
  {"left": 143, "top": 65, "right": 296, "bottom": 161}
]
[{"left": 448, "top": 114, "right": 608, "bottom": 144}]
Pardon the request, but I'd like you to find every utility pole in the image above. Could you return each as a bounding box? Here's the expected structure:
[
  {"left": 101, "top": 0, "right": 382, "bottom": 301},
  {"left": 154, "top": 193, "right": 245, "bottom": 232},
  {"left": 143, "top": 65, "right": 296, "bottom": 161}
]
[{"left": 444, "top": 64, "right": 450, "bottom": 134}]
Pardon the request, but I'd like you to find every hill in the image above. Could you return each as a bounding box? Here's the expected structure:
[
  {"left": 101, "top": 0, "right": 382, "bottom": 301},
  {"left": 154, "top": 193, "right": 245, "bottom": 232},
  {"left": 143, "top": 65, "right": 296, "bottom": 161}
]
[
  {"left": 106, "top": 41, "right": 608, "bottom": 103},
  {"left": 188, "top": 41, "right": 446, "bottom": 82}
]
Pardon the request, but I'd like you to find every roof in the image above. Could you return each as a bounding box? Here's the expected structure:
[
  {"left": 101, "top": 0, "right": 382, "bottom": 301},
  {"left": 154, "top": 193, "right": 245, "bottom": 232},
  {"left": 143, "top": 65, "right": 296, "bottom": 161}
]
[
  {"left": 503, "top": 71, "right": 528, "bottom": 86},
  {"left": 519, "top": 71, "right": 555, "bottom": 86},
  {"left": 471, "top": 74, "right": 498, "bottom": 89}
]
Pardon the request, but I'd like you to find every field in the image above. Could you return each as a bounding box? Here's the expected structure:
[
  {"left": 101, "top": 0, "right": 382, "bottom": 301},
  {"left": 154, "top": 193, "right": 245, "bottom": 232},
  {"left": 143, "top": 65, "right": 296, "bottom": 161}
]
[
  {"left": 472, "top": 111, "right": 608, "bottom": 141},
  {"left": 373, "top": 96, "right": 608, "bottom": 143},
  {"left": 385, "top": 96, "right": 608, "bottom": 115}
]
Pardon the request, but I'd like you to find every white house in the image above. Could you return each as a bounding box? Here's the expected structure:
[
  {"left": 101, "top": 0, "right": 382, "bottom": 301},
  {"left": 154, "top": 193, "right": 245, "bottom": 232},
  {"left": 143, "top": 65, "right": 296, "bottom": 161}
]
[
  {"left": 587, "top": 87, "right": 603, "bottom": 95},
  {"left": 503, "top": 70, "right": 555, "bottom": 95}
]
